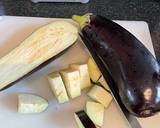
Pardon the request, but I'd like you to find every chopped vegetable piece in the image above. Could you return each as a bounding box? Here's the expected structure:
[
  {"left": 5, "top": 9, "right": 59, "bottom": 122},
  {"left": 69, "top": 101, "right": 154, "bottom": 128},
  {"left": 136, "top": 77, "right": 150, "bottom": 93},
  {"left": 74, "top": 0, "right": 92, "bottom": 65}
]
[
  {"left": 18, "top": 93, "right": 48, "bottom": 114},
  {"left": 87, "top": 58, "right": 101, "bottom": 83},
  {"left": 48, "top": 72, "right": 69, "bottom": 103},
  {"left": 70, "top": 64, "right": 91, "bottom": 89},
  {"left": 74, "top": 110, "right": 96, "bottom": 128},
  {"left": 88, "top": 85, "right": 112, "bottom": 108},
  {"left": 86, "top": 101, "right": 104, "bottom": 127},
  {"left": 61, "top": 68, "right": 81, "bottom": 98}
]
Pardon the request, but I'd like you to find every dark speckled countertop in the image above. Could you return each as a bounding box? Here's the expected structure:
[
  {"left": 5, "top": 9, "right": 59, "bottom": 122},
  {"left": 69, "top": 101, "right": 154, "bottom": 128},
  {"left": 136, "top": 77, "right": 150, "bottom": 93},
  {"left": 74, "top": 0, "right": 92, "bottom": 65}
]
[{"left": 0, "top": 0, "right": 160, "bottom": 62}]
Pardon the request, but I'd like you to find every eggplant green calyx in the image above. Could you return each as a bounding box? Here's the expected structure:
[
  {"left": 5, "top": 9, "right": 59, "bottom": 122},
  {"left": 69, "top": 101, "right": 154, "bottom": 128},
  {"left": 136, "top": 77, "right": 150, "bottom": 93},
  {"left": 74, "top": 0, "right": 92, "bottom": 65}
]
[{"left": 72, "top": 13, "right": 92, "bottom": 29}]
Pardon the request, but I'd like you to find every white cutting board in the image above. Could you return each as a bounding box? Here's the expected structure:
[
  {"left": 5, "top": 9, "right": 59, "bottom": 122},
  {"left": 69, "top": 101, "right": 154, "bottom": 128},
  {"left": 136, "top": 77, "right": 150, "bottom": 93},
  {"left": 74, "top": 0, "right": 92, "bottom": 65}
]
[{"left": 0, "top": 16, "right": 159, "bottom": 128}]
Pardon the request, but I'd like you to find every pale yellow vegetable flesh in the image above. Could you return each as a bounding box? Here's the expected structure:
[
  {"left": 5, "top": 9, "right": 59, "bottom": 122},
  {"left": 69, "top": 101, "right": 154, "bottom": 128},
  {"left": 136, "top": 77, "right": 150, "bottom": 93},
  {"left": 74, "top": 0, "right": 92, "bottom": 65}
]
[
  {"left": 47, "top": 72, "right": 69, "bottom": 103},
  {"left": 87, "top": 58, "right": 101, "bottom": 83},
  {"left": 88, "top": 85, "right": 113, "bottom": 108},
  {"left": 70, "top": 64, "right": 91, "bottom": 89},
  {"left": 98, "top": 76, "right": 110, "bottom": 90},
  {"left": 87, "top": 57, "right": 110, "bottom": 90},
  {"left": 61, "top": 68, "right": 81, "bottom": 98},
  {"left": 0, "top": 21, "right": 78, "bottom": 90},
  {"left": 86, "top": 101, "right": 104, "bottom": 127},
  {"left": 18, "top": 93, "right": 48, "bottom": 114}
]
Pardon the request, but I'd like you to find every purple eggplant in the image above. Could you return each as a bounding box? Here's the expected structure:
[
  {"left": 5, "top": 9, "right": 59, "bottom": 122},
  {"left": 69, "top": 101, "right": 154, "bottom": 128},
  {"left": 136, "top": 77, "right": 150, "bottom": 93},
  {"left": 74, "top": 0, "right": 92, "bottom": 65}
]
[
  {"left": 72, "top": 13, "right": 160, "bottom": 117},
  {"left": 74, "top": 110, "right": 96, "bottom": 128}
]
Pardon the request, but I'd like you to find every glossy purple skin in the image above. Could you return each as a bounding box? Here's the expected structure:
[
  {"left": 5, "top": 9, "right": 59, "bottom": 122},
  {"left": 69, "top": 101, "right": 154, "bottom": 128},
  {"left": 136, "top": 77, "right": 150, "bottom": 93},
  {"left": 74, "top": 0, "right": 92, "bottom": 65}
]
[
  {"left": 76, "top": 110, "right": 96, "bottom": 128},
  {"left": 82, "top": 15, "right": 160, "bottom": 117}
]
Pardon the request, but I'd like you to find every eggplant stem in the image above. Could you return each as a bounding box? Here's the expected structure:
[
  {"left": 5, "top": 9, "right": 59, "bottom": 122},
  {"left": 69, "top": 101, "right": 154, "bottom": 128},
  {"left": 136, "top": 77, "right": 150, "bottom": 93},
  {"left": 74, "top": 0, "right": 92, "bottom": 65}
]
[{"left": 72, "top": 13, "right": 92, "bottom": 29}]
